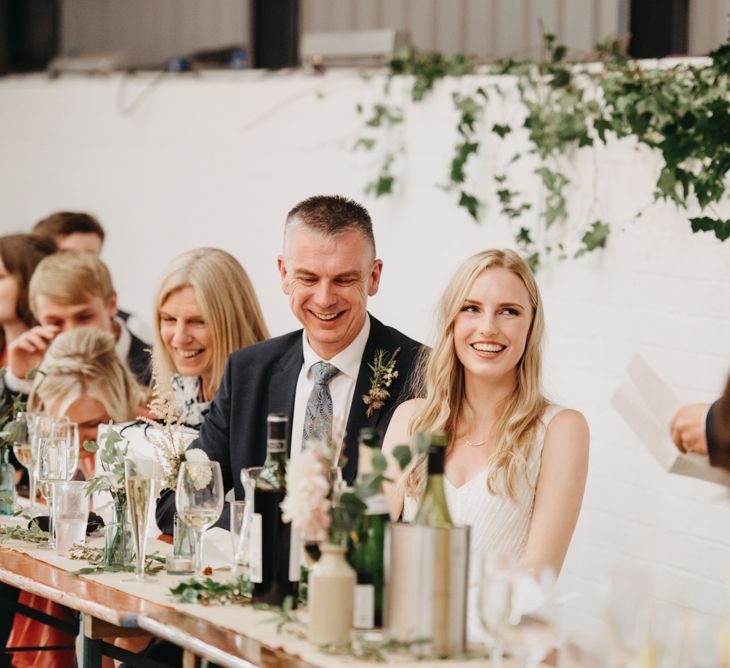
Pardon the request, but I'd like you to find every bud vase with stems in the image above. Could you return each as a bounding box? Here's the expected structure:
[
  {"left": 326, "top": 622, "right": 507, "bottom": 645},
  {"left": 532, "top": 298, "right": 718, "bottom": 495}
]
[
  {"left": 104, "top": 497, "right": 133, "bottom": 569},
  {"left": 0, "top": 448, "right": 15, "bottom": 515}
]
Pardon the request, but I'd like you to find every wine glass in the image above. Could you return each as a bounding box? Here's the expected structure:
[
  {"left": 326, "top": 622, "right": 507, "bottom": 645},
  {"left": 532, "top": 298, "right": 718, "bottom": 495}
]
[
  {"left": 176, "top": 460, "right": 224, "bottom": 579},
  {"left": 600, "top": 565, "right": 652, "bottom": 665},
  {"left": 64, "top": 422, "right": 80, "bottom": 479},
  {"left": 124, "top": 457, "right": 162, "bottom": 582},
  {"left": 505, "top": 569, "right": 558, "bottom": 668},
  {"left": 477, "top": 553, "right": 516, "bottom": 667},
  {"left": 11, "top": 412, "right": 37, "bottom": 513}
]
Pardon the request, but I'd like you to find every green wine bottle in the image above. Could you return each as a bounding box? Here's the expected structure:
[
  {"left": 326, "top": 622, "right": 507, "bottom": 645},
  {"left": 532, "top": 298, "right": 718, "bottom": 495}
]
[
  {"left": 350, "top": 427, "right": 389, "bottom": 629},
  {"left": 252, "top": 413, "right": 299, "bottom": 607},
  {"left": 413, "top": 431, "right": 454, "bottom": 528}
]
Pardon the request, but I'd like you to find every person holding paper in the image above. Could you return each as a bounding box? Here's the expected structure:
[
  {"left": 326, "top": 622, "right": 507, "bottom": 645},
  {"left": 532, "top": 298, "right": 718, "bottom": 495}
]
[{"left": 671, "top": 376, "right": 730, "bottom": 471}]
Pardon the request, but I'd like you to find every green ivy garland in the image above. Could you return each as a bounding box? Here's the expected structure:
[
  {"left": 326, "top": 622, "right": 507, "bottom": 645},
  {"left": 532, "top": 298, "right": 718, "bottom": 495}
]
[{"left": 354, "top": 35, "right": 730, "bottom": 270}]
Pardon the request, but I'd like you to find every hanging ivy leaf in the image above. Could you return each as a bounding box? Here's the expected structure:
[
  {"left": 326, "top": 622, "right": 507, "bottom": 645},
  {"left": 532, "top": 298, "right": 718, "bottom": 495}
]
[
  {"left": 575, "top": 221, "right": 610, "bottom": 258},
  {"left": 365, "top": 154, "right": 396, "bottom": 198},
  {"left": 353, "top": 138, "right": 376, "bottom": 151},
  {"left": 690, "top": 217, "right": 730, "bottom": 242},
  {"left": 491, "top": 123, "right": 512, "bottom": 138},
  {"left": 526, "top": 253, "right": 541, "bottom": 273},
  {"left": 458, "top": 192, "right": 480, "bottom": 221},
  {"left": 450, "top": 141, "right": 480, "bottom": 184},
  {"left": 364, "top": 103, "right": 403, "bottom": 128},
  {"left": 516, "top": 227, "right": 533, "bottom": 247}
]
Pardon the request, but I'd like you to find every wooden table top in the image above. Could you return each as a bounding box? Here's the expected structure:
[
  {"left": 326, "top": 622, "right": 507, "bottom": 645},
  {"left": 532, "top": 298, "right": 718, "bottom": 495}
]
[
  {"left": 0, "top": 548, "right": 170, "bottom": 628},
  {"left": 138, "top": 610, "right": 320, "bottom": 668},
  {"left": 0, "top": 537, "right": 541, "bottom": 668}
]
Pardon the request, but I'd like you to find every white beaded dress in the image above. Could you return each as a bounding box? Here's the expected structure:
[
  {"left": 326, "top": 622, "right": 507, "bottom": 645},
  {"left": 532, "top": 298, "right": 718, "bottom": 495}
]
[{"left": 403, "top": 404, "right": 563, "bottom": 644}]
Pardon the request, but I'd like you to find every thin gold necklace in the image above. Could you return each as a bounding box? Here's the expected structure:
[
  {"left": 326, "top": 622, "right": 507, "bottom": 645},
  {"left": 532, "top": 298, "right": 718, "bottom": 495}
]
[{"left": 463, "top": 436, "right": 488, "bottom": 448}]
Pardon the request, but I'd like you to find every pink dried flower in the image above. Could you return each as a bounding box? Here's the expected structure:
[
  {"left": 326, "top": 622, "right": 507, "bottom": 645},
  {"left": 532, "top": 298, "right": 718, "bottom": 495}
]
[{"left": 280, "top": 445, "right": 331, "bottom": 541}]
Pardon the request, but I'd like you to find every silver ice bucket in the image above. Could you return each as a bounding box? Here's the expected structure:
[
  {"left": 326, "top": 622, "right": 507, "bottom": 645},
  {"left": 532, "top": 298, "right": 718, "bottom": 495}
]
[{"left": 384, "top": 522, "right": 470, "bottom": 658}]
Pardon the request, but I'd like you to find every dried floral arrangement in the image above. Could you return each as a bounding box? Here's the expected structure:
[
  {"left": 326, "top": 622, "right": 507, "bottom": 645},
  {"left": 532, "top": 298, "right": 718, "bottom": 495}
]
[{"left": 143, "top": 363, "right": 208, "bottom": 491}]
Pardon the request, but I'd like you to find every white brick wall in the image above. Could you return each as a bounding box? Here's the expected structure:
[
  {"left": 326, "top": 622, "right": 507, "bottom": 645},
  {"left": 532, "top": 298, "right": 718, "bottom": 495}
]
[{"left": 1, "top": 70, "right": 729, "bottom": 655}]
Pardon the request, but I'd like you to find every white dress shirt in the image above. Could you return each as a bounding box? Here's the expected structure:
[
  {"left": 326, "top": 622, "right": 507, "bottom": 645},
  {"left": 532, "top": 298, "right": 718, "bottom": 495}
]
[{"left": 289, "top": 315, "right": 371, "bottom": 460}]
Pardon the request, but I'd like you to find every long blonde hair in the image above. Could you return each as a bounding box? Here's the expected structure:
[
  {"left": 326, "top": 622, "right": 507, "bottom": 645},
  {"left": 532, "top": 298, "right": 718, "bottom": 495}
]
[
  {"left": 152, "top": 248, "right": 269, "bottom": 398},
  {"left": 28, "top": 328, "right": 145, "bottom": 421},
  {"left": 404, "top": 249, "right": 547, "bottom": 500}
]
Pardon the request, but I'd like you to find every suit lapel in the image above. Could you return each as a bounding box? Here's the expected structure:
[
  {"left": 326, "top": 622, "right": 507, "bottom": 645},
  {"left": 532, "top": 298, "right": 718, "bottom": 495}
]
[
  {"left": 266, "top": 340, "right": 304, "bottom": 456},
  {"left": 342, "top": 317, "right": 389, "bottom": 481}
]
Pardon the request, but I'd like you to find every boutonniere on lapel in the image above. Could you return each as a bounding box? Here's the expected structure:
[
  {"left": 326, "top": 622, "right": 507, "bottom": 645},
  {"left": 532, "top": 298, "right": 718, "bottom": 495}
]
[{"left": 362, "top": 347, "right": 400, "bottom": 417}]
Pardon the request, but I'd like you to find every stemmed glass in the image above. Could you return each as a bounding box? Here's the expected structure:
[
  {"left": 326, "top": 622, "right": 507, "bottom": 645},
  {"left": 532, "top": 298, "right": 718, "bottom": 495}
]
[
  {"left": 11, "top": 412, "right": 37, "bottom": 513},
  {"left": 477, "top": 554, "right": 514, "bottom": 668},
  {"left": 124, "top": 457, "right": 162, "bottom": 582},
  {"left": 505, "top": 569, "right": 558, "bottom": 668},
  {"left": 34, "top": 416, "right": 71, "bottom": 549},
  {"left": 176, "top": 460, "right": 224, "bottom": 579},
  {"left": 600, "top": 565, "right": 652, "bottom": 665},
  {"left": 65, "top": 422, "right": 80, "bottom": 479}
]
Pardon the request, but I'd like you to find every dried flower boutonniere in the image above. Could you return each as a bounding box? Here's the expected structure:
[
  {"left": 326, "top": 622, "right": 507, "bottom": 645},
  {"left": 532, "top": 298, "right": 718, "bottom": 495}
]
[{"left": 362, "top": 347, "right": 400, "bottom": 417}]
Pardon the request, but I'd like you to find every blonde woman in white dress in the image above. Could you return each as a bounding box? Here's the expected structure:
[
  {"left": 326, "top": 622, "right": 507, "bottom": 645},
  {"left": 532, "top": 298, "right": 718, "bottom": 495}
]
[{"left": 382, "top": 249, "right": 589, "bottom": 642}]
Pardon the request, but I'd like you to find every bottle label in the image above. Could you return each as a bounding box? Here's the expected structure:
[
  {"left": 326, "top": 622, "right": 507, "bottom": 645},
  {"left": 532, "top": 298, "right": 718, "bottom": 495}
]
[
  {"left": 250, "top": 513, "right": 263, "bottom": 583},
  {"left": 267, "top": 439, "right": 286, "bottom": 454},
  {"left": 288, "top": 527, "right": 302, "bottom": 582},
  {"left": 358, "top": 445, "right": 374, "bottom": 475},
  {"left": 365, "top": 493, "right": 389, "bottom": 516},
  {"left": 353, "top": 584, "right": 375, "bottom": 629}
]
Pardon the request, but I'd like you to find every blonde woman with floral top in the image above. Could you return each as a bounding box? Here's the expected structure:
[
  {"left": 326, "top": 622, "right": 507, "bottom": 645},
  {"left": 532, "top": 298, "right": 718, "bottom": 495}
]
[{"left": 152, "top": 248, "right": 269, "bottom": 428}]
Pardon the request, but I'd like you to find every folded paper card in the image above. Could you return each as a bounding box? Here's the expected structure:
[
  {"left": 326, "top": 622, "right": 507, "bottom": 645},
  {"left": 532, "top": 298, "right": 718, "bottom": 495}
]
[{"left": 611, "top": 355, "right": 730, "bottom": 487}]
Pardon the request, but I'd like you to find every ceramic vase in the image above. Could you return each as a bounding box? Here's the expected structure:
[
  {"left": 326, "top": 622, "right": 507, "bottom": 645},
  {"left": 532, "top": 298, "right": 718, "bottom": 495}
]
[{"left": 308, "top": 543, "right": 355, "bottom": 646}]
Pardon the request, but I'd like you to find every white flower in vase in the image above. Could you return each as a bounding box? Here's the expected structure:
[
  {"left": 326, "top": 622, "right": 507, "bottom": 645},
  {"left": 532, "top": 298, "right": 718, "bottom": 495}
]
[
  {"left": 281, "top": 444, "right": 331, "bottom": 542},
  {"left": 185, "top": 448, "right": 212, "bottom": 490}
]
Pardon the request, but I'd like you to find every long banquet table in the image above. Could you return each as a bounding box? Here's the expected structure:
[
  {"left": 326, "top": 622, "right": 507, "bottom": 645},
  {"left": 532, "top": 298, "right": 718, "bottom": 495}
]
[{"left": 0, "top": 514, "right": 533, "bottom": 668}]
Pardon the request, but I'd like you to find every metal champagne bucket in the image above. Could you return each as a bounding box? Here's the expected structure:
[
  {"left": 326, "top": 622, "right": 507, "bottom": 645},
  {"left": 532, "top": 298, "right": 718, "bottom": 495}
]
[{"left": 384, "top": 522, "right": 470, "bottom": 657}]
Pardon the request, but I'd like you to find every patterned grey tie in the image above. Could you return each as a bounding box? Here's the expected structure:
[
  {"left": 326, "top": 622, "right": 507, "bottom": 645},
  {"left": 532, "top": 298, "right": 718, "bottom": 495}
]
[{"left": 302, "top": 361, "right": 340, "bottom": 443}]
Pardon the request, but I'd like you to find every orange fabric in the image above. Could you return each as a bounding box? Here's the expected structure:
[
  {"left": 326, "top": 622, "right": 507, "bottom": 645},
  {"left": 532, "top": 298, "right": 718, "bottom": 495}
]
[{"left": 7, "top": 592, "right": 76, "bottom": 668}]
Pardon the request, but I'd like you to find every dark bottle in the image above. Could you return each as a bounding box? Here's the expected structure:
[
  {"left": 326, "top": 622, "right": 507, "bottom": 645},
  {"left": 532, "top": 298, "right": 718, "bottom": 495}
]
[
  {"left": 350, "top": 427, "right": 389, "bottom": 629},
  {"left": 252, "top": 413, "right": 299, "bottom": 607},
  {"left": 413, "top": 431, "right": 454, "bottom": 528}
]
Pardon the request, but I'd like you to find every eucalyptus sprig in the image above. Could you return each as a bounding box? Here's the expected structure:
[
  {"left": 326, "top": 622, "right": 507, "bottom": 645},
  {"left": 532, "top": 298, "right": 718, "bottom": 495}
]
[
  {"left": 255, "top": 596, "right": 305, "bottom": 636},
  {"left": 0, "top": 519, "right": 49, "bottom": 544},
  {"left": 83, "top": 426, "right": 128, "bottom": 506},
  {"left": 320, "top": 635, "right": 433, "bottom": 663},
  {"left": 169, "top": 576, "right": 250, "bottom": 606},
  {"left": 69, "top": 545, "right": 166, "bottom": 576}
]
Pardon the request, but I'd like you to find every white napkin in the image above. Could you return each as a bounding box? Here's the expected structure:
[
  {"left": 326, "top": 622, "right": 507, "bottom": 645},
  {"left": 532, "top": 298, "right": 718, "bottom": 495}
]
[{"left": 201, "top": 527, "right": 234, "bottom": 570}]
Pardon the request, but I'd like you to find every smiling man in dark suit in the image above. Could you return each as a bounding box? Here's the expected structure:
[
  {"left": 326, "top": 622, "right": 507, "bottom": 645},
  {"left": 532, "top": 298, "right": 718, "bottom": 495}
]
[{"left": 157, "top": 195, "right": 423, "bottom": 533}]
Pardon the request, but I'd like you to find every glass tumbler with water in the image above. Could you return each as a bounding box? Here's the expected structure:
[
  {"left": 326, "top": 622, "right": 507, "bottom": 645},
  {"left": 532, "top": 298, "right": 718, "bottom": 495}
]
[{"left": 53, "top": 480, "right": 88, "bottom": 555}]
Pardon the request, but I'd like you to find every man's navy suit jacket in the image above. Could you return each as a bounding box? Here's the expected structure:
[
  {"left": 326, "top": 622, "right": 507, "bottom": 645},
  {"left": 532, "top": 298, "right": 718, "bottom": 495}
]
[{"left": 156, "top": 314, "right": 423, "bottom": 534}]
